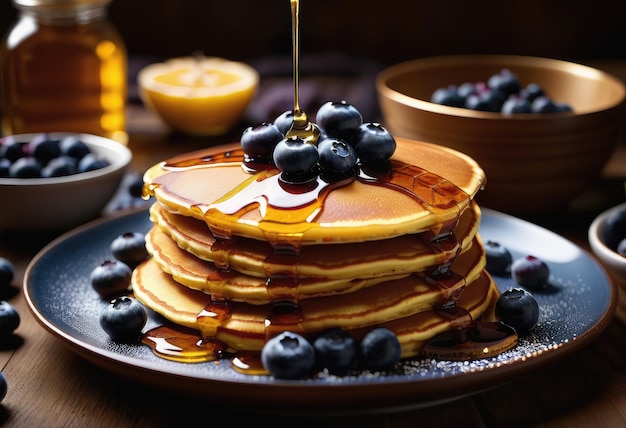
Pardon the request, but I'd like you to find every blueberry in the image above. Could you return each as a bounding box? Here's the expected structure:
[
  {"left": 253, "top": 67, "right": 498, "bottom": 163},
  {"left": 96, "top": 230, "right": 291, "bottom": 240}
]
[
  {"left": 313, "top": 328, "right": 357, "bottom": 375},
  {"left": 110, "top": 232, "right": 148, "bottom": 268},
  {"left": 511, "top": 255, "right": 550, "bottom": 289},
  {"left": 495, "top": 288, "right": 540, "bottom": 335},
  {"left": 241, "top": 123, "right": 284, "bottom": 161},
  {"left": 457, "top": 82, "right": 476, "bottom": 100},
  {"left": 617, "top": 238, "right": 626, "bottom": 256},
  {"left": 0, "top": 136, "right": 25, "bottom": 162},
  {"left": 261, "top": 331, "right": 315, "bottom": 379},
  {"left": 0, "top": 301, "right": 20, "bottom": 338},
  {"left": 501, "top": 95, "right": 532, "bottom": 114},
  {"left": 25, "top": 134, "right": 61, "bottom": 165},
  {"left": 59, "top": 136, "right": 91, "bottom": 159},
  {"left": 0, "top": 158, "right": 10, "bottom": 177},
  {"left": 487, "top": 69, "right": 521, "bottom": 97},
  {"left": 555, "top": 102, "right": 573, "bottom": 113},
  {"left": 317, "top": 138, "right": 357, "bottom": 178},
  {"left": 601, "top": 209, "right": 626, "bottom": 250},
  {"left": 484, "top": 240, "right": 513, "bottom": 275},
  {"left": 430, "top": 85, "right": 464, "bottom": 107},
  {"left": 78, "top": 153, "right": 110, "bottom": 173},
  {"left": 9, "top": 156, "right": 41, "bottom": 178},
  {"left": 360, "top": 327, "right": 401, "bottom": 372},
  {"left": 519, "top": 83, "right": 544, "bottom": 102},
  {"left": 531, "top": 96, "right": 561, "bottom": 113},
  {"left": 465, "top": 88, "right": 504, "bottom": 112},
  {"left": 272, "top": 137, "right": 319, "bottom": 183},
  {"left": 0, "top": 372, "right": 7, "bottom": 403},
  {"left": 273, "top": 110, "right": 295, "bottom": 136},
  {"left": 89, "top": 259, "right": 132, "bottom": 299},
  {"left": 352, "top": 123, "right": 396, "bottom": 163},
  {"left": 315, "top": 101, "right": 363, "bottom": 140},
  {"left": 127, "top": 174, "right": 144, "bottom": 198},
  {"left": 99, "top": 296, "right": 147, "bottom": 342},
  {"left": 0, "top": 258, "right": 14, "bottom": 288},
  {"left": 41, "top": 155, "right": 78, "bottom": 177}
]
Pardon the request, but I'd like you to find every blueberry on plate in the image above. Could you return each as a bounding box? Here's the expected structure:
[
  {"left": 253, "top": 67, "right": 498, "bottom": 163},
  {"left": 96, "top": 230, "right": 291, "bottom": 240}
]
[
  {"left": 0, "top": 257, "right": 14, "bottom": 288},
  {"left": 313, "top": 328, "right": 357, "bottom": 376},
  {"left": 352, "top": 123, "right": 396, "bottom": 164},
  {"left": 0, "top": 371, "right": 7, "bottom": 403},
  {"left": 495, "top": 288, "right": 540, "bottom": 335},
  {"left": 89, "top": 259, "right": 132, "bottom": 299},
  {"left": 511, "top": 255, "right": 550, "bottom": 289},
  {"left": 127, "top": 173, "right": 145, "bottom": 198},
  {"left": 0, "top": 300, "right": 20, "bottom": 338},
  {"left": 272, "top": 137, "right": 319, "bottom": 183},
  {"left": 100, "top": 296, "right": 147, "bottom": 342},
  {"left": 315, "top": 100, "right": 363, "bottom": 140},
  {"left": 484, "top": 240, "right": 513, "bottom": 275},
  {"left": 261, "top": 331, "right": 315, "bottom": 380},
  {"left": 110, "top": 232, "right": 148, "bottom": 268},
  {"left": 360, "top": 327, "right": 401, "bottom": 372}
]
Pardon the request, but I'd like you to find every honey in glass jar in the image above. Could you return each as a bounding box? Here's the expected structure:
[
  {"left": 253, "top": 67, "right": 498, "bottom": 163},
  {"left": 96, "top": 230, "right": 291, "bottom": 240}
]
[{"left": 0, "top": 0, "right": 128, "bottom": 144}]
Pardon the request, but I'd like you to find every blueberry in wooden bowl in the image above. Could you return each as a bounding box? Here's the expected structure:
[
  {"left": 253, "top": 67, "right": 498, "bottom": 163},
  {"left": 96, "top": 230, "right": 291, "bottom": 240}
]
[{"left": 376, "top": 54, "right": 626, "bottom": 215}]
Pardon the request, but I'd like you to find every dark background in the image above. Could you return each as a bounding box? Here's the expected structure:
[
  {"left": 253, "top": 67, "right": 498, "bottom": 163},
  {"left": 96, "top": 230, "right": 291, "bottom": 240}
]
[{"left": 1, "top": 0, "right": 626, "bottom": 64}]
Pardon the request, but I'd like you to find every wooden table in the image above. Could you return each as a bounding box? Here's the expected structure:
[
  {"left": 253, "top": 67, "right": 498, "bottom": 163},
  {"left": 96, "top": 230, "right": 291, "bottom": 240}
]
[{"left": 1, "top": 60, "right": 626, "bottom": 427}]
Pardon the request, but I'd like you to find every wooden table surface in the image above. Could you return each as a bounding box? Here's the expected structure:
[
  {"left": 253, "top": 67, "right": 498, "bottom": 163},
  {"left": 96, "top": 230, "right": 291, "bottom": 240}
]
[{"left": 1, "top": 59, "right": 626, "bottom": 427}]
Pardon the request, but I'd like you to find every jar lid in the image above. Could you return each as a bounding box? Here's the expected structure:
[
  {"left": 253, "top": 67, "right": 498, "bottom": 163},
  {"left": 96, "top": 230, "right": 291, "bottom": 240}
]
[{"left": 12, "top": 0, "right": 112, "bottom": 12}]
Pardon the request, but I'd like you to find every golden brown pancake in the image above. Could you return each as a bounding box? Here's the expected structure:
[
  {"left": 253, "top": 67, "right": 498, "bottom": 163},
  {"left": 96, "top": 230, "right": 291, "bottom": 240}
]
[
  {"left": 148, "top": 201, "right": 482, "bottom": 281},
  {"left": 143, "top": 138, "right": 486, "bottom": 244},
  {"left": 132, "top": 236, "right": 490, "bottom": 356},
  {"left": 145, "top": 225, "right": 409, "bottom": 304}
]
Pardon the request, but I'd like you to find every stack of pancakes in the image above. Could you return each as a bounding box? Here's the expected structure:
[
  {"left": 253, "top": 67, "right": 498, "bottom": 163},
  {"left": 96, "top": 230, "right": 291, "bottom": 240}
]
[{"left": 132, "top": 137, "right": 501, "bottom": 359}]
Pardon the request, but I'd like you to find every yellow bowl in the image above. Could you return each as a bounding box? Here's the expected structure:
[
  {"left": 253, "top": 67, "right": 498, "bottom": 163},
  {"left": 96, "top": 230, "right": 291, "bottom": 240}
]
[
  {"left": 138, "top": 56, "right": 259, "bottom": 136},
  {"left": 376, "top": 55, "right": 626, "bottom": 214}
]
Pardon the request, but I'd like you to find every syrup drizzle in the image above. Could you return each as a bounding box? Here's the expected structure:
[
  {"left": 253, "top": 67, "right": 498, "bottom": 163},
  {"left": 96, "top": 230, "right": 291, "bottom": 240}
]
[{"left": 285, "top": 0, "right": 320, "bottom": 144}]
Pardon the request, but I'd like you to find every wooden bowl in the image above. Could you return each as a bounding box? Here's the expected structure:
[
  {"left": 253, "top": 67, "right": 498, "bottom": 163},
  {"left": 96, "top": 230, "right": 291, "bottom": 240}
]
[{"left": 376, "top": 55, "right": 626, "bottom": 214}]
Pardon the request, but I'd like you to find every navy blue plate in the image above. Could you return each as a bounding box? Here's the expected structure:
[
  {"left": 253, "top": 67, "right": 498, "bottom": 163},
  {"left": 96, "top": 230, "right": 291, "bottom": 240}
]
[{"left": 24, "top": 207, "right": 616, "bottom": 414}]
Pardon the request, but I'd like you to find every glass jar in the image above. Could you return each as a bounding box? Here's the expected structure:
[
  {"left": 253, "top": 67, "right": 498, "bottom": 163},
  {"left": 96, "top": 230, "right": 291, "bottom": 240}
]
[{"left": 0, "top": 0, "right": 128, "bottom": 144}]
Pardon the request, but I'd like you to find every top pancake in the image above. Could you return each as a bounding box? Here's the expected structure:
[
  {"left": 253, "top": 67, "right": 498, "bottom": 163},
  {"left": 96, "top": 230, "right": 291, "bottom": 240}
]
[{"left": 143, "top": 138, "right": 486, "bottom": 244}]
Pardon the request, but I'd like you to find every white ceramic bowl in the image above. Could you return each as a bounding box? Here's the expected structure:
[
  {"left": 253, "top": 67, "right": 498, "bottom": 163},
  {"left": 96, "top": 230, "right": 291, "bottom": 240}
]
[
  {"left": 0, "top": 132, "right": 132, "bottom": 232},
  {"left": 589, "top": 202, "right": 626, "bottom": 288}
]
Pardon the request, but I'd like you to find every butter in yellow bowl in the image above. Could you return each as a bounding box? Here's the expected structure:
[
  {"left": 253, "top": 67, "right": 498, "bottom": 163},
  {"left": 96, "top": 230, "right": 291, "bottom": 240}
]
[{"left": 137, "top": 56, "right": 259, "bottom": 136}]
